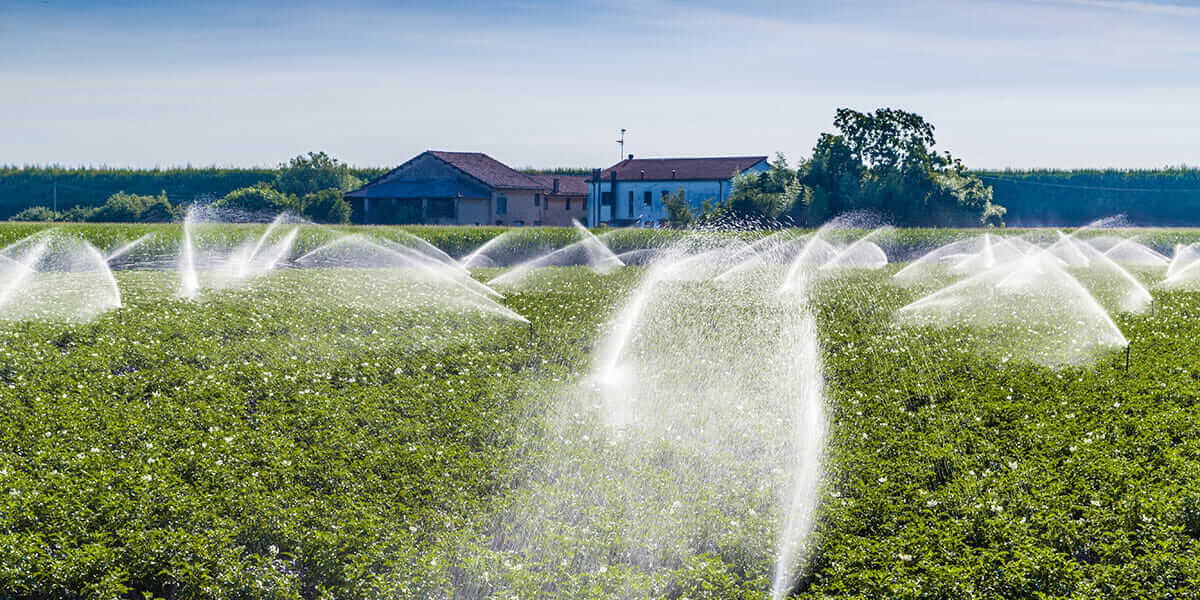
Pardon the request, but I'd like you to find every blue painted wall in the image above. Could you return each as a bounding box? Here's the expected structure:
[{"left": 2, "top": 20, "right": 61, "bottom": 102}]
[{"left": 588, "top": 160, "right": 769, "bottom": 226}]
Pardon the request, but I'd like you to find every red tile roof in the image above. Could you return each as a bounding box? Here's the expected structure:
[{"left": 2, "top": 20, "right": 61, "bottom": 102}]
[
  {"left": 428, "top": 151, "right": 544, "bottom": 190},
  {"left": 599, "top": 156, "right": 768, "bottom": 182},
  {"left": 527, "top": 174, "right": 589, "bottom": 196}
]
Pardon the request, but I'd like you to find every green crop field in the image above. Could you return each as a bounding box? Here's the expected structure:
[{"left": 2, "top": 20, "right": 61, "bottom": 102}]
[{"left": 1, "top": 224, "right": 1199, "bottom": 599}]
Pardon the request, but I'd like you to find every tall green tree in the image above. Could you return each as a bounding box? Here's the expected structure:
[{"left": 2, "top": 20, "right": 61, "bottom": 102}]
[
  {"left": 799, "top": 108, "right": 1003, "bottom": 227},
  {"left": 274, "top": 152, "right": 362, "bottom": 198}
]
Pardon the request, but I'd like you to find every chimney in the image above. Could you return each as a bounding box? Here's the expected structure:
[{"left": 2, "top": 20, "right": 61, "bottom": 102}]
[
  {"left": 627, "top": 154, "right": 634, "bottom": 161},
  {"left": 552, "top": 178, "right": 559, "bottom": 193}
]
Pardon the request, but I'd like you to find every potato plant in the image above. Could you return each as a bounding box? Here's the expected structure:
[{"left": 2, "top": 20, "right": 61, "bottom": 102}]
[{"left": 1, "top": 225, "right": 1200, "bottom": 599}]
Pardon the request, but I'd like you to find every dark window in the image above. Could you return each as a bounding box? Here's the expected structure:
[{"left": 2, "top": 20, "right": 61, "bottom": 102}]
[
  {"left": 534, "top": 193, "right": 541, "bottom": 207},
  {"left": 513, "top": 220, "right": 524, "bottom": 226},
  {"left": 428, "top": 198, "right": 454, "bottom": 219},
  {"left": 496, "top": 195, "right": 508, "bottom": 214},
  {"left": 495, "top": 219, "right": 504, "bottom": 225},
  {"left": 565, "top": 198, "right": 572, "bottom": 210},
  {"left": 643, "top": 191, "right": 652, "bottom": 207},
  {"left": 628, "top": 191, "right": 634, "bottom": 216},
  {"left": 601, "top": 191, "right": 613, "bottom": 206}
]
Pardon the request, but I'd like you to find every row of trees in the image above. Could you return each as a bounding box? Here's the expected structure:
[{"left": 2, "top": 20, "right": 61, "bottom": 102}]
[
  {"left": 669, "top": 108, "right": 1005, "bottom": 227},
  {"left": 10, "top": 152, "right": 363, "bottom": 224}
]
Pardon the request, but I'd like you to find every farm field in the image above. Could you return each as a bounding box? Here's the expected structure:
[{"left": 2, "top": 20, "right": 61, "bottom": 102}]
[{"left": 1, "top": 223, "right": 1200, "bottom": 599}]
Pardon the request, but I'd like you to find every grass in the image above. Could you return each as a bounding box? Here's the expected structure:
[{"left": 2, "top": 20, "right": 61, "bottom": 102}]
[{"left": 1, "top": 224, "right": 1200, "bottom": 598}]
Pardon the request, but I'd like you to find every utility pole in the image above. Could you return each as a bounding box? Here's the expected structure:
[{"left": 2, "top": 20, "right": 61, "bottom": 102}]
[{"left": 617, "top": 128, "right": 626, "bottom": 161}]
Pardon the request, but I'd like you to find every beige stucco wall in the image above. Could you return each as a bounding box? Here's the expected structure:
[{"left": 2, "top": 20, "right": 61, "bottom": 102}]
[
  {"left": 492, "top": 190, "right": 543, "bottom": 226},
  {"left": 458, "top": 197, "right": 490, "bottom": 225},
  {"left": 542, "top": 195, "right": 588, "bottom": 226}
]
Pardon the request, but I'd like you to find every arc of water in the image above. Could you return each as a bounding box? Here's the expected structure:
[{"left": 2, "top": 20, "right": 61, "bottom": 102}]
[
  {"left": 488, "top": 221, "right": 624, "bottom": 287},
  {"left": 1104, "top": 237, "right": 1169, "bottom": 267},
  {"left": 461, "top": 231, "right": 516, "bottom": 268},
  {"left": 712, "top": 231, "right": 802, "bottom": 282},
  {"left": 178, "top": 212, "right": 199, "bottom": 299},
  {"left": 105, "top": 234, "right": 153, "bottom": 263},
  {"left": 85, "top": 242, "right": 123, "bottom": 309},
  {"left": 299, "top": 235, "right": 524, "bottom": 322},
  {"left": 819, "top": 226, "right": 892, "bottom": 271},
  {"left": 0, "top": 238, "right": 50, "bottom": 309},
  {"left": 378, "top": 237, "right": 502, "bottom": 298},
  {"left": 235, "top": 214, "right": 288, "bottom": 279}
]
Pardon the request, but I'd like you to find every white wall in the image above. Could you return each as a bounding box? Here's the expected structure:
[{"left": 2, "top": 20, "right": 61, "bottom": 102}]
[{"left": 588, "top": 162, "right": 770, "bottom": 225}]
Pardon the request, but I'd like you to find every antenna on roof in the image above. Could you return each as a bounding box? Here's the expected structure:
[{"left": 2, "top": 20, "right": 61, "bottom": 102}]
[{"left": 617, "top": 128, "right": 627, "bottom": 162}]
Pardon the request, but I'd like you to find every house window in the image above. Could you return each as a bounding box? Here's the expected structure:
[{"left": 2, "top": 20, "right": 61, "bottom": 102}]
[
  {"left": 513, "top": 220, "right": 524, "bottom": 226},
  {"left": 565, "top": 198, "right": 571, "bottom": 210},
  {"left": 496, "top": 219, "right": 504, "bottom": 225},
  {"left": 534, "top": 193, "right": 541, "bottom": 207},
  {"left": 600, "top": 191, "right": 613, "bottom": 206},
  {"left": 643, "top": 191, "right": 652, "bottom": 207},
  {"left": 627, "top": 191, "right": 634, "bottom": 216},
  {"left": 496, "top": 195, "right": 508, "bottom": 215}
]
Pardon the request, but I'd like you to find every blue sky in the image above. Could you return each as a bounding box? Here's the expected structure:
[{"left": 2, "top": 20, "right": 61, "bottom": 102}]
[{"left": 2, "top": 0, "right": 1199, "bottom": 169}]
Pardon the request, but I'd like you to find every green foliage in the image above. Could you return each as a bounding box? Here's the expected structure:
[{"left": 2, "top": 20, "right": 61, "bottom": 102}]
[
  {"left": 89, "top": 190, "right": 174, "bottom": 223},
  {"left": 214, "top": 184, "right": 296, "bottom": 216},
  {"left": 0, "top": 225, "right": 1200, "bottom": 597},
  {"left": 300, "top": 188, "right": 351, "bottom": 224},
  {"left": 800, "top": 108, "right": 1004, "bottom": 227},
  {"left": 718, "top": 154, "right": 805, "bottom": 224},
  {"left": 662, "top": 188, "right": 695, "bottom": 228},
  {"left": 274, "top": 152, "right": 362, "bottom": 198},
  {"left": 10, "top": 205, "right": 60, "bottom": 222},
  {"left": 0, "top": 166, "right": 276, "bottom": 219},
  {"left": 0, "top": 165, "right": 386, "bottom": 221}
]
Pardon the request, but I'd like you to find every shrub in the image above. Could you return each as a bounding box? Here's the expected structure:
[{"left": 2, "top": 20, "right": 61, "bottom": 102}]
[
  {"left": 88, "top": 191, "right": 172, "bottom": 223},
  {"left": 61, "top": 205, "right": 97, "bottom": 222},
  {"left": 214, "top": 184, "right": 296, "bottom": 217},
  {"left": 139, "top": 195, "right": 176, "bottom": 222},
  {"left": 10, "top": 205, "right": 60, "bottom": 221},
  {"left": 301, "top": 188, "right": 351, "bottom": 224}
]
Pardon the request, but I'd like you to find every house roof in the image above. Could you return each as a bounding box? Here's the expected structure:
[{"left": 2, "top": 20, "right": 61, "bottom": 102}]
[
  {"left": 427, "top": 151, "right": 544, "bottom": 190},
  {"left": 527, "top": 174, "right": 590, "bottom": 196},
  {"left": 598, "top": 156, "right": 769, "bottom": 182}
]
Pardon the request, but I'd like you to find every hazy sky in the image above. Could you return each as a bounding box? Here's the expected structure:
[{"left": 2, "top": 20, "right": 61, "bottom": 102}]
[{"left": 2, "top": 0, "right": 1199, "bottom": 169}]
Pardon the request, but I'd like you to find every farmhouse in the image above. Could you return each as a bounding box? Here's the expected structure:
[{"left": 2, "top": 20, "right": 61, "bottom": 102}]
[
  {"left": 527, "top": 174, "right": 589, "bottom": 226},
  {"left": 588, "top": 155, "right": 769, "bottom": 226},
  {"left": 344, "top": 151, "right": 548, "bottom": 226}
]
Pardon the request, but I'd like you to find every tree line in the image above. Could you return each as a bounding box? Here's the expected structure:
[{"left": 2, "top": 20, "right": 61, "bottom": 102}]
[
  {"left": 6, "top": 153, "right": 382, "bottom": 224},
  {"left": 974, "top": 168, "right": 1200, "bottom": 226}
]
